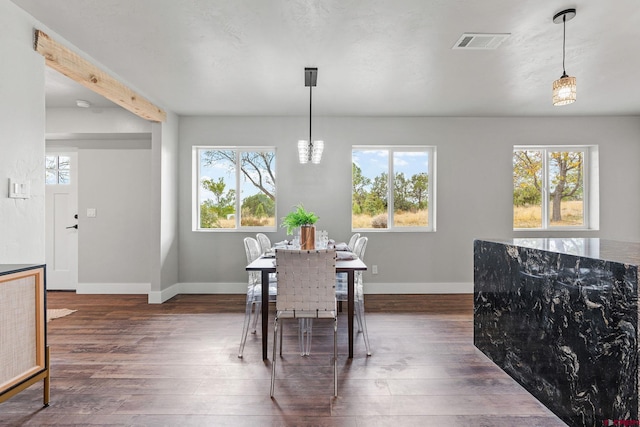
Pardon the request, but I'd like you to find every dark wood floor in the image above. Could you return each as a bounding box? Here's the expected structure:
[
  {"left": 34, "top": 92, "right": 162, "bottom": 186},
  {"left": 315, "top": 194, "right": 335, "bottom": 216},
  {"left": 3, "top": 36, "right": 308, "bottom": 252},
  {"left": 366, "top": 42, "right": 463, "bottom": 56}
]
[{"left": 1, "top": 293, "right": 566, "bottom": 426}]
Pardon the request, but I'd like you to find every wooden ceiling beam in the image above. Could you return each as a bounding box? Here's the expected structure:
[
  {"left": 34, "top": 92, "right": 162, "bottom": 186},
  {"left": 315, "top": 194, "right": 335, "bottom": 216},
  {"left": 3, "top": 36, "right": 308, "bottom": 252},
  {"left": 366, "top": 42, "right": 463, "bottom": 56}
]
[{"left": 34, "top": 29, "right": 166, "bottom": 123}]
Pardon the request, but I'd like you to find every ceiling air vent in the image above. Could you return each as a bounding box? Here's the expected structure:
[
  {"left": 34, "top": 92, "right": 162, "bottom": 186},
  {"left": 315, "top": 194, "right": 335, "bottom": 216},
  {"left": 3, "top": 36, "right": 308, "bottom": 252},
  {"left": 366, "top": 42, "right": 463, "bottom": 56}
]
[{"left": 453, "top": 33, "right": 510, "bottom": 50}]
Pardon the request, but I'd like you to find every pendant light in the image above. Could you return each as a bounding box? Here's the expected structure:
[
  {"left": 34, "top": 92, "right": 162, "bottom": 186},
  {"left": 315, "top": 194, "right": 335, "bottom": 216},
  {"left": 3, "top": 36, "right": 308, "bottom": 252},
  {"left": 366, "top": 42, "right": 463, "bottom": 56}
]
[
  {"left": 298, "top": 67, "right": 324, "bottom": 164},
  {"left": 552, "top": 8, "right": 577, "bottom": 106}
]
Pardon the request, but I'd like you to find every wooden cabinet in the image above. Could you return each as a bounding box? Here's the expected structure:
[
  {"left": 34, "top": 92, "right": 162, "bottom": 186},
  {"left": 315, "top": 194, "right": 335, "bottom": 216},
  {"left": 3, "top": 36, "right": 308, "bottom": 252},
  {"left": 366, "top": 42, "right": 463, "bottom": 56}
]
[{"left": 0, "top": 264, "right": 49, "bottom": 406}]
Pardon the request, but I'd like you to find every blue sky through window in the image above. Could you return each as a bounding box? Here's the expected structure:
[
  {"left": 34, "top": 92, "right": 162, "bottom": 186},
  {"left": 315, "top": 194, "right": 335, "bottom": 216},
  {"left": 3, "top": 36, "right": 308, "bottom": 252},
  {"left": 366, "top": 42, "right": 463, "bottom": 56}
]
[{"left": 353, "top": 149, "right": 429, "bottom": 185}]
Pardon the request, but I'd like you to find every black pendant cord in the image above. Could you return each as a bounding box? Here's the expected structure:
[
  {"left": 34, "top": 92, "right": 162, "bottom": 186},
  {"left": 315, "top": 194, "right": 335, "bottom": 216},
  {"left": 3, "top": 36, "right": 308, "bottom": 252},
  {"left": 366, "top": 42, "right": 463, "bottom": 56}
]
[
  {"left": 309, "top": 85, "right": 313, "bottom": 146},
  {"left": 562, "top": 15, "right": 567, "bottom": 76}
]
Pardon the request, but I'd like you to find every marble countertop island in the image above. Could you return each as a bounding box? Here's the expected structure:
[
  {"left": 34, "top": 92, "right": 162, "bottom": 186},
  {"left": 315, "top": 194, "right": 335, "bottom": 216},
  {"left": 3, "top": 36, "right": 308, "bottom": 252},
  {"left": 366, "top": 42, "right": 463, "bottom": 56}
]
[{"left": 474, "top": 238, "right": 639, "bottom": 427}]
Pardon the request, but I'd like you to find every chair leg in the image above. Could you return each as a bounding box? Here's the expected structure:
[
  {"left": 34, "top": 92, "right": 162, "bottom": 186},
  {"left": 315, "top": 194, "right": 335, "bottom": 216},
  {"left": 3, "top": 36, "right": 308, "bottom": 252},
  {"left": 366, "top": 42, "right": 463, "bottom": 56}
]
[
  {"left": 271, "top": 317, "right": 279, "bottom": 398},
  {"left": 298, "top": 318, "right": 304, "bottom": 355},
  {"left": 354, "top": 303, "right": 363, "bottom": 332},
  {"left": 356, "top": 301, "right": 371, "bottom": 356},
  {"left": 298, "top": 318, "right": 313, "bottom": 356},
  {"left": 238, "top": 300, "right": 254, "bottom": 358},
  {"left": 279, "top": 317, "right": 284, "bottom": 356},
  {"left": 305, "top": 319, "right": 313, "bottom": 356},
  {"left": 251, "top": 302, "right": 261, "bottom": 333},
  {"left": 333, "top": 317, "right": 338, "bottom": 397}
]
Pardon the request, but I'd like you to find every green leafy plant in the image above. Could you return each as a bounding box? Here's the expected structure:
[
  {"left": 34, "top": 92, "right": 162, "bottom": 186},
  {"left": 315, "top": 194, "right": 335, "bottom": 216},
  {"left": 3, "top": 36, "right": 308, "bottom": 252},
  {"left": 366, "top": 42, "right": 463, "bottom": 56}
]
[{"left": 280, "top": 204, "right": 319, "bottom": 235}]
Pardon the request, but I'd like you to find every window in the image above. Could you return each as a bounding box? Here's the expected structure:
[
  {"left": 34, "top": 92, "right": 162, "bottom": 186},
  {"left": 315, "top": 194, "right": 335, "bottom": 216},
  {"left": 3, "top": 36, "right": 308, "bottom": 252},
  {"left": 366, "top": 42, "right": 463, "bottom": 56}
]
[
  {"left": 513, "top": 146, "right": 595, "bottom": 229},
  {"left": 45, "top": 155, "right": 70, "bottom": 185},
  {"left": 352, "top": 146, "right": 435, "bottom": 231},
  {"left": 194, "top": 147, "right": 276, "bottom": 231}
]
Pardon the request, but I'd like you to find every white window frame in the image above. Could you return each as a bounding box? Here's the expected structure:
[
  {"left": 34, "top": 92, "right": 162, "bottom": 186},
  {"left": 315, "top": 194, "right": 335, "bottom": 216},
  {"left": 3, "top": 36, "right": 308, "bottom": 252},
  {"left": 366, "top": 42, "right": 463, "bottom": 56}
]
[
  {"left": 193, "top": 146, "right": 277, "bottom": 232},
  {"left": 352, "top": 145, "right": 436, "bottom": 232},
  {"left": 513, "top": 145, "right": 598, "bottom": 231}
]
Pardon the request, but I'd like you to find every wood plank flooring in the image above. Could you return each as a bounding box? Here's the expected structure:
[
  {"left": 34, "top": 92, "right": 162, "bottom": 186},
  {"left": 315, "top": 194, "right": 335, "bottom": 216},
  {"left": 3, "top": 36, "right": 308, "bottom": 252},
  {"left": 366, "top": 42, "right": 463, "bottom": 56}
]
[{"left": 0, "top": 293, "right": 567, "bottom": 426}]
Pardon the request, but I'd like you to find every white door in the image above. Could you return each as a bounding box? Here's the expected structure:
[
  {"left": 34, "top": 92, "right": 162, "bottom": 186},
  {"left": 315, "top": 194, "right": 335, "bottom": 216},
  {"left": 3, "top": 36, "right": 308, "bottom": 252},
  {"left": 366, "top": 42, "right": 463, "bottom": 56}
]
[{"left": 45, "top": 151, "right": 78, "bottom": 290}]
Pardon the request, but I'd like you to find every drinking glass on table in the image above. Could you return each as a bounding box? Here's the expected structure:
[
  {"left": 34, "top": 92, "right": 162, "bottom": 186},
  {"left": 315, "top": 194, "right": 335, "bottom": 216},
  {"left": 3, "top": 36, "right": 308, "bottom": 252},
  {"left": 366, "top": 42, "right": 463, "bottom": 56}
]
[{"left": 317, "top": 230, "right": 328, "bottom": 249}]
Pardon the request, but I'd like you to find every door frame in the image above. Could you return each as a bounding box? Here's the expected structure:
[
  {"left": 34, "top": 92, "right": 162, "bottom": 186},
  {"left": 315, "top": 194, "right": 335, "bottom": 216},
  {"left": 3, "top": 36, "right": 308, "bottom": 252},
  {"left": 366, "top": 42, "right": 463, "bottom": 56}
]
[{"left": 45, "top": 148, "right": 79, "bottom": 290}]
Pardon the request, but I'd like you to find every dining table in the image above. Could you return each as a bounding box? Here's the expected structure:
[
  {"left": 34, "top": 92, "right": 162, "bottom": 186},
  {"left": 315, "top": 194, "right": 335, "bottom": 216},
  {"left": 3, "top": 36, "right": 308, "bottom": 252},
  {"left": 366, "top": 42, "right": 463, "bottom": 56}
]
[{"left": 245, "top": 252, "right": 368, "bottom": 360}]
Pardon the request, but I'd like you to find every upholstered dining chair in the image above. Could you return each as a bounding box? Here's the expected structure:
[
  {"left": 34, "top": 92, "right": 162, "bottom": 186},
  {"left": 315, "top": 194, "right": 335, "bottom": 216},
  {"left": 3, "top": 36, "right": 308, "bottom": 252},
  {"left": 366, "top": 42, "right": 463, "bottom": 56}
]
[
  {"left": 238, "top": 236, "right": 277, "bottom": 358},
  {"left": 336, "top": 236, "right": 371, "bottom": 355},
  {"left": 270, "top": 249, "right": 338, "bottom": 397}
]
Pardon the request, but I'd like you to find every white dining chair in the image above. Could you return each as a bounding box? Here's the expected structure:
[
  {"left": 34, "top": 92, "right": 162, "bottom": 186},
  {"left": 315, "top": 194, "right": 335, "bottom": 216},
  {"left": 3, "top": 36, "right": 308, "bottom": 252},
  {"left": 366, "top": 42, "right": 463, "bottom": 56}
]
[
  {"left": 302, "top": 234, "right": 371, "bottom": 356},
  {"left": 238, "top": 236, "right": 277, "bottom": 358},
  {"left": 256, "top": 233, "right": 272, "bottom": 254},
  {"left": 336, "top": 236, "right": 371, "bottom": 355},
  {"left": 347, "top": 233, "right": 360, "bottom": 251},
  {"left": 335, "top": 232, "right": 360, "bottom": 308},
  {"left": 270, "top": 249, "right": 338, "bottom": 397}
]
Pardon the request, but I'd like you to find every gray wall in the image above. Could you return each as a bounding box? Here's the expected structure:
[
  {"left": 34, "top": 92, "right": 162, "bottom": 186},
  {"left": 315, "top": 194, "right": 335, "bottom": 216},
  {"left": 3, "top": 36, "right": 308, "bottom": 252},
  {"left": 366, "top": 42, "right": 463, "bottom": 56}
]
[
  {"left": 47, "top": 108, "right": 152, "bottom": 135},
  {"left": 0, "top": 2, "right": 45, "bottom": 263},
  {"left": 78, "top": 149, "right": 151, "bottom": 286},
  {"left": 149, "top": 114, "right": 180, "bottom": 302},
  {"left": 178, "top": 116, "right": 640, "bottom": 293}
]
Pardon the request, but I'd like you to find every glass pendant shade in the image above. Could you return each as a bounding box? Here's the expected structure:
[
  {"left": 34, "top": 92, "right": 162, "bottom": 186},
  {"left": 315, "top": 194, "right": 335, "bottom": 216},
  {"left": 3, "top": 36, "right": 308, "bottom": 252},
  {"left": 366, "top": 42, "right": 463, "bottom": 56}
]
[
  {"left": 311, "top": 141, "right": 323, "bottom": 164},
  {"left": 298, "top": 140, "right": 324, "bottom": 164},
  {"left": 298, "top": 140, "right": 310, "bottom": 164},
  {"left": 553, "top": 75, "right": 576, "bottom": 106}
]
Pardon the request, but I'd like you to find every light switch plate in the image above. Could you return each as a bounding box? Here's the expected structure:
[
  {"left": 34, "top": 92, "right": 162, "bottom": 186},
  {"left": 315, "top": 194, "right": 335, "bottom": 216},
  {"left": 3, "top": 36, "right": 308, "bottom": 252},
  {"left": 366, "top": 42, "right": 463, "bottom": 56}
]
[
  {"left": 8, "top": 179, "right": 30, "bottom": 199},
  {"left": 87, "top": 208, "right": 97, "bottom": 218}
]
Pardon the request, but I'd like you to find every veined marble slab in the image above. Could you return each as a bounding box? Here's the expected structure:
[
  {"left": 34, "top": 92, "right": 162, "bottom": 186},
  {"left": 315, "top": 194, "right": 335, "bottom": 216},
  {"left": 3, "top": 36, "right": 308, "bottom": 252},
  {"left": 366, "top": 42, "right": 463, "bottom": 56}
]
[{"left": 474, "top": 238, "right": 639, "bottom": 427}]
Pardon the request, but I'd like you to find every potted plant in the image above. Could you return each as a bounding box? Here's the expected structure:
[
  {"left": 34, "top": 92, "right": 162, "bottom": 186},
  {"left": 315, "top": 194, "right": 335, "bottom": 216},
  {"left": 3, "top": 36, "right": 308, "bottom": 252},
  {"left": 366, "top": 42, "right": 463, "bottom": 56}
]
[{"left": 281, "top": 204, "right": 319, "bottom": 249}]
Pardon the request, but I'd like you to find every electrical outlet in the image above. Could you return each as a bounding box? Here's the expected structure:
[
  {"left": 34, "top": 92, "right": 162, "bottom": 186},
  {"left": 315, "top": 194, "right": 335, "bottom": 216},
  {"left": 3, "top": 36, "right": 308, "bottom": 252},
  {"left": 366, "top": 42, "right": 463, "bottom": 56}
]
[{"left": 372, "top": 265, "right": 378, "bottom": 275}]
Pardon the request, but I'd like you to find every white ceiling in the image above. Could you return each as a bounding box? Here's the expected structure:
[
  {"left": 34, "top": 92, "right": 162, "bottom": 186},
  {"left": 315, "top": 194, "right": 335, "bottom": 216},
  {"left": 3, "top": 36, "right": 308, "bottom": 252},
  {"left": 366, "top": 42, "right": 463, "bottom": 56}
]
[{"left": 12, "top": 0, "right": 640, "bottom": 117}]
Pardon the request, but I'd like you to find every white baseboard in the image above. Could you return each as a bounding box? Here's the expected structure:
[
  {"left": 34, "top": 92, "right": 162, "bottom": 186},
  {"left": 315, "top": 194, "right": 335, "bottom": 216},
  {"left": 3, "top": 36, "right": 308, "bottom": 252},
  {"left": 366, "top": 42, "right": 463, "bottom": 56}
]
[
  {"left": 148, "top": 283, "right": 180, "bottom": 304},
  {"left": 78, "top": 282, "right": 472, "bottom": 304},
  {"left": 77, "top": 282, "right": 150, "bottom": 294},
  {"left": 147, "top": 282, "right": 245, "bottom": 303},
  {"left": 179, "top": 282, "right": 246, "bottom": 293}
]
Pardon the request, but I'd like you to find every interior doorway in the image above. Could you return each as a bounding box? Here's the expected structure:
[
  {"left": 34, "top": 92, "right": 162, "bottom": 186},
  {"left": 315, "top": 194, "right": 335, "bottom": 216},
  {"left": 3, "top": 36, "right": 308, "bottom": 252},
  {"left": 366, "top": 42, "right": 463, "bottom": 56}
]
[{"left": 45, "top": 150, "right": 78, "bottom": 290}]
